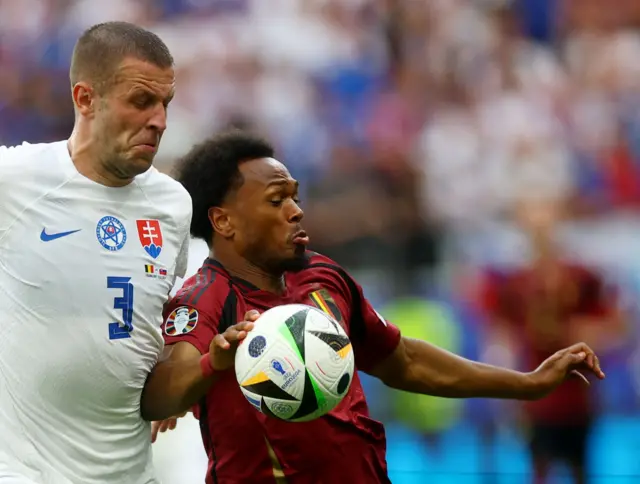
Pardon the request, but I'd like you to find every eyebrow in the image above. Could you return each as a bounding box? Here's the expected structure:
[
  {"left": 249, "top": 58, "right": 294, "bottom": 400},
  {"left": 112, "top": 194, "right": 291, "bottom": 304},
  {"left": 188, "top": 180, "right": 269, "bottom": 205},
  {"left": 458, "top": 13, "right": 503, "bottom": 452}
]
[
  {"left": 266, "top": 179, "right": 298, "bottom": 189},
  {"left": 130, "top": 88, "right": 174, "bottom": 104}
]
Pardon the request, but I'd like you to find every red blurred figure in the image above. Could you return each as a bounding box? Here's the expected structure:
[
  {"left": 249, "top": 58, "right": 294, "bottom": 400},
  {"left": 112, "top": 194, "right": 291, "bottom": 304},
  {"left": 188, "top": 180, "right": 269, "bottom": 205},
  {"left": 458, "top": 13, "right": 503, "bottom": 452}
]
[{"left": 481, "top": 198, "right": 626, "bottom": 484}]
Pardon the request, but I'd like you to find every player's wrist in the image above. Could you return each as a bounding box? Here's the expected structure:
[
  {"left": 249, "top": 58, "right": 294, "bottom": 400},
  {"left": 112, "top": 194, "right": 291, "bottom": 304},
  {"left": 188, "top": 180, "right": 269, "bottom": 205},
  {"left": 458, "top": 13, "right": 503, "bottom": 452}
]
[{"left": 200, "top": 352, "right": 216, "bottom": 378}]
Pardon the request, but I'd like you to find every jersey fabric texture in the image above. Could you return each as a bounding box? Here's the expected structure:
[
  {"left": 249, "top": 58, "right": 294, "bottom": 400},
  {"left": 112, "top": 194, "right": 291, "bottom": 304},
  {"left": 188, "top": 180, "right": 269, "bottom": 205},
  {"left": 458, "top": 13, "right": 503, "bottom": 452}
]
[
  {"left": 0, "top": 141, "right": 192, "bottom": 483},
  {"left": 162, "top": 253, "right": 401, "bottom": 484}
]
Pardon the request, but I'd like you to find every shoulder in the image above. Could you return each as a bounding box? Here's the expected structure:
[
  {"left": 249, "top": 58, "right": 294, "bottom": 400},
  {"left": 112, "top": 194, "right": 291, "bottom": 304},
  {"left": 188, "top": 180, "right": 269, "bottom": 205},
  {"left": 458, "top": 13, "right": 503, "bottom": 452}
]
[
  {"left": 0, "top": 141, "right": 72, "bottom": 197},
  {"left": 490, "top": 267, "right": 528, "bottom": 288},
  {"left": 302, "top": 252, "right": 347, "bottom": 272},
  {"left": 137, "top": 168, "right": 191, "bottom": 206},
  {"left": 136, "top": 168, "right": 192, "bottom": 231},
  {"left": 0, "top": 140, "right": 67, "bottom": 169},
  {"left": 1, "top": 140, "right": 58, "bottom": 158},
  {"left": 566, "top": 263, "right": 599, "bottom": 278},
  {"left": 565, "top": 264, "right": 605, "bottom": 290},
  {"left": 293, "top": 251, "right": 358, "bottom": 297},
  {"left": 300, "top": 252, "right": 349, "bottom": 277},
  {"left": 165, "top": 264, "right": 232, "bottom": 320}
]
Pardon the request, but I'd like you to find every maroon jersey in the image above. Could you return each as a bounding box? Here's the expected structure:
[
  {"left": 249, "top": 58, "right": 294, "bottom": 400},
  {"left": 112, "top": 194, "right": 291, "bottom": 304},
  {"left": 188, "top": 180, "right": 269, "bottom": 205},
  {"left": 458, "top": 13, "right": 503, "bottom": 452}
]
[
  {"left": 162, "top": 252, "right": 401, "bottom": 484},
  {"left": 481, "top": 263, "right": 613, "bottom": 424}
]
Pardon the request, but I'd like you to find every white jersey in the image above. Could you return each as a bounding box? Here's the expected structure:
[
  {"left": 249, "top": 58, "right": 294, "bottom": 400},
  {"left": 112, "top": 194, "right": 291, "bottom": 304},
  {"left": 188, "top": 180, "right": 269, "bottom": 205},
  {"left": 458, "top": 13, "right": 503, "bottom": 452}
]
[{"left": 0, "top": 141, "right": 192, "bottom": 483}]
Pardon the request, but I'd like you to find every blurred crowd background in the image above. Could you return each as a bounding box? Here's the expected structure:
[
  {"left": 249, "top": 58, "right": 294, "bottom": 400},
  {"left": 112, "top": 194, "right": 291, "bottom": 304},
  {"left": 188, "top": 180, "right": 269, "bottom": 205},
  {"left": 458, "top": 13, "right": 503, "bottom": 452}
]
[{"left": 3, "top": 0, "right": 640, "bottom": 482}]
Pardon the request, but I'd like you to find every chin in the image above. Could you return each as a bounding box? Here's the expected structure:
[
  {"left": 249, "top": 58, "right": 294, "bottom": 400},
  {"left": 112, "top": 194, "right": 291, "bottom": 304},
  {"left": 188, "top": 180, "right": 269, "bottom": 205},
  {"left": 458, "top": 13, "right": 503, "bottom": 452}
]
[
  {"left": 129, "top": 157, "right": 154, "bottom": 176},
  {"left": 278, "top": 252, "right": 310, "bottom": 273}
]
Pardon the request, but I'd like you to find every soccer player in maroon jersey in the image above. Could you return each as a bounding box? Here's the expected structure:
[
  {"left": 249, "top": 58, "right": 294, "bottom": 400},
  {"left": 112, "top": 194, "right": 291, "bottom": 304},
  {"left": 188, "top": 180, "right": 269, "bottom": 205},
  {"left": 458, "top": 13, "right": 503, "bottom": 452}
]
[
  {"left": 480, "top": 199, "right": 626, "bottom": 484},
  {"left": 141, "top": 131, "right": 605, "bottom": 484}
]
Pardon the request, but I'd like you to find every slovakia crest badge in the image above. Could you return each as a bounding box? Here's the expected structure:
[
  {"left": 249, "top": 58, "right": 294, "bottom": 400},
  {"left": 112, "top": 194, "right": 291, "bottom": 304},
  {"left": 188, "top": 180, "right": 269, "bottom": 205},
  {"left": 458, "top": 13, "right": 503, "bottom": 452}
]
[{"left": 136, "top": 219, "right": 163, "bottom": 259}]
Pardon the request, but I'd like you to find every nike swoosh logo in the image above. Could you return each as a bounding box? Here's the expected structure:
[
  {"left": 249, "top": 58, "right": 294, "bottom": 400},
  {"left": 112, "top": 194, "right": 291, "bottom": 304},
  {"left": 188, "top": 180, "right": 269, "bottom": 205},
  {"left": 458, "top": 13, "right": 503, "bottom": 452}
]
[{"left": 40, "top": 228, "right": 82, "bottom": 242}]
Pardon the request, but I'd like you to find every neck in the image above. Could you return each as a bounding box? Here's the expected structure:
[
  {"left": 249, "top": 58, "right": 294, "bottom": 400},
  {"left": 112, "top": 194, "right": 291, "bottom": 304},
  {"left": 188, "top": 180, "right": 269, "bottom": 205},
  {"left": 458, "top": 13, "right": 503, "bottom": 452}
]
[
  {"left": 210, "top": 248, "right": 286, "bottom": 295},
  {"left": 68, "top": 126, "right": 132, "bottom": 188},
  {"left": 532, "top": 240, "right": 558, "bottom": 269}
]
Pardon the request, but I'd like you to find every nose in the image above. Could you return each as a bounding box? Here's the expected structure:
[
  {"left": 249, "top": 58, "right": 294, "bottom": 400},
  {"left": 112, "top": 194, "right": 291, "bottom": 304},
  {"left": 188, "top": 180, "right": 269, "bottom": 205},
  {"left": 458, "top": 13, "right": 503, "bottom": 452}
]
[
  {"left": 288, "top": 200, "right": 304, "bottom": 223},
  {"left": 148, "top": 103, "right": 167, "bottom": 133}
]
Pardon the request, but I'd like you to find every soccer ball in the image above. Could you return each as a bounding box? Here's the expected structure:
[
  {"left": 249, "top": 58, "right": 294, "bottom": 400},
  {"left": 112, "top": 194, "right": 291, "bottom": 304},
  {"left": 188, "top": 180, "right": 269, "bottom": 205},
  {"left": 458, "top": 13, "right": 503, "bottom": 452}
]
[{"left": 234, "top": 304, "right": 355, "bottom": 422}]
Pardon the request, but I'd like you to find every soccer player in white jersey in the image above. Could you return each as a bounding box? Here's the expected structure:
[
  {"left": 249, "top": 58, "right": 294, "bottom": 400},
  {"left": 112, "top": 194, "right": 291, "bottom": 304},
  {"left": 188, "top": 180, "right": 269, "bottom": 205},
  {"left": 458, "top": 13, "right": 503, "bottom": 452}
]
[{"left": 0, "top": 22, "right": 192, "bottom": 483}]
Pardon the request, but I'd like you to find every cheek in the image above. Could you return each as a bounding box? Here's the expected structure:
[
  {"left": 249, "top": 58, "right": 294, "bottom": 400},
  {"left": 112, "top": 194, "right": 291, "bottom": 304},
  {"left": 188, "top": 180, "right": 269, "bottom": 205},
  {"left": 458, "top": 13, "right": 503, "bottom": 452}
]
[
  {"left": 97, "top": 112, "right": 123, "bottom": 138},
  {"left": 235, "top": 217, "right": 259, "bottom": 244},
  {"left": 244, "top": 219, "right": 282, "bottom": 249},
  {"left": 268, "top": 222, "right": 290, "bottom": 250}
]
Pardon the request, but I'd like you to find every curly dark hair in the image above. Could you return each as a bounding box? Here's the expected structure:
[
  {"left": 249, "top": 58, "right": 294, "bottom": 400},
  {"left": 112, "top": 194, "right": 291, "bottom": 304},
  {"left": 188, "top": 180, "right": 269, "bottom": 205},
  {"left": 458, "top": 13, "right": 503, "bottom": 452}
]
[{"left": 173, "top": 130, "right": 275, "bottom": 245}]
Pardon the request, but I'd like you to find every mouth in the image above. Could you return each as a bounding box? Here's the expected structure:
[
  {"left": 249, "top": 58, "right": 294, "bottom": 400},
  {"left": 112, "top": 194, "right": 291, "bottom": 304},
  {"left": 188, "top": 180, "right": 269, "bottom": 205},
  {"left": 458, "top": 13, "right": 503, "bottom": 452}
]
[
  {"left": 135, "top": 143, "right": 157, "bottom": 153},
  {"left": 291, "top": 230, "right": 309, "bottom": 247}
]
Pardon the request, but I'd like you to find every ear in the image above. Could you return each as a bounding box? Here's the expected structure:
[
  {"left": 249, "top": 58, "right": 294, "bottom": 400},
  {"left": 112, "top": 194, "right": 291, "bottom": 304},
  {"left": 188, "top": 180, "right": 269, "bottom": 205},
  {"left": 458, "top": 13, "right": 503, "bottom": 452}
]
[
  {"left": 72, "top": 82, "right": 96, "bottom": 117},
  {"left": 209, "top": 207, "right": 234, "bottom": 238}
]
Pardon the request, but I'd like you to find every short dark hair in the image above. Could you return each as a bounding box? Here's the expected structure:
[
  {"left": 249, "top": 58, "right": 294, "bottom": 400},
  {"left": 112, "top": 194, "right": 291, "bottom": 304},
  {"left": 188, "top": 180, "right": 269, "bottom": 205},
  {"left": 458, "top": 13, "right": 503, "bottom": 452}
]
[
  {"left": 70, "top": 21, "right": 173, "bottom": 92},
  {"left": 174, "top": 130, "right": 276, "bottom": 244}
]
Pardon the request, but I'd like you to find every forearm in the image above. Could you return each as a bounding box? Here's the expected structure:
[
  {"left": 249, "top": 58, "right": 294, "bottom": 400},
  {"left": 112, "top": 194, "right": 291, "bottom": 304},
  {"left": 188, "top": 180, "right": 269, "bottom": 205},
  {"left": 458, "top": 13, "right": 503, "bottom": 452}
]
[
  {"left": 379, "top": 337, "right": 537, "bottom": 400},
  {"left": 141, "top": 345, "right": 216, "bottom": 421}
]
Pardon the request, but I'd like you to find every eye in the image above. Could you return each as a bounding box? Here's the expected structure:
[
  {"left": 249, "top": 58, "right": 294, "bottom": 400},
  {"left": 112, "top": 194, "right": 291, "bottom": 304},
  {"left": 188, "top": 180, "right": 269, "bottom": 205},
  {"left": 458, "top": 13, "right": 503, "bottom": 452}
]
[
  {"left": 132, "top": 93, "right": 153, "bottom": 109},
  {"left": 270, "top": 199, "right": 283, "bottom": 207}
]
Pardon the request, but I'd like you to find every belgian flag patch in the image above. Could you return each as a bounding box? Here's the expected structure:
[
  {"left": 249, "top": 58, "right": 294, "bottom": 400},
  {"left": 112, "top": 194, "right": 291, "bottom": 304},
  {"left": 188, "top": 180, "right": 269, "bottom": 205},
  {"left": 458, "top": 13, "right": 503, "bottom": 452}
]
[{"left": 308, "top": 289, "right": 342, "bottom": 322}]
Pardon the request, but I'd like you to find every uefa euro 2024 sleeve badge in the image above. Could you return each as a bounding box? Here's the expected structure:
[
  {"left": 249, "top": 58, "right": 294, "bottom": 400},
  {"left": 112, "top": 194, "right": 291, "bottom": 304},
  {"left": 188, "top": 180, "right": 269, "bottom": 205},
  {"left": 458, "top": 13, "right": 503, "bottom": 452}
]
[{"left": 165, "top": 307, "right": 199, "bottom": 336}]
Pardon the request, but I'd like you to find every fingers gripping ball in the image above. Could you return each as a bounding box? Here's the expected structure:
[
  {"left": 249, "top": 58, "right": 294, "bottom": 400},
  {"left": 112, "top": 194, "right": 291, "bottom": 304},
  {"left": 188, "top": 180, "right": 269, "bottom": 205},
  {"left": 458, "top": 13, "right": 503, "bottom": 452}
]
[{"left": 235, "top": 304, "right": 355, "bottom": 422}]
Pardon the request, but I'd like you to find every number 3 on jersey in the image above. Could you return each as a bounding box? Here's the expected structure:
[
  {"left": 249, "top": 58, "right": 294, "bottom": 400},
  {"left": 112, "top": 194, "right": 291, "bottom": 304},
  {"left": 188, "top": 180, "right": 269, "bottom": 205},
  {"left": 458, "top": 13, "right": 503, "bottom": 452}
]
[{"left": 108, "top": 276, "right": 134, "bottom": 340}]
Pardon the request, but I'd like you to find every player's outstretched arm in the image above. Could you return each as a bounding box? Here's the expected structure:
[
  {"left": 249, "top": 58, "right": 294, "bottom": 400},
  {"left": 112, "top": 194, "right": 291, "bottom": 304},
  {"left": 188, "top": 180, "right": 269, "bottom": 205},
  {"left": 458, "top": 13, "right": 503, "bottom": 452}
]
[
  {"left": 141, "top": 313, "right": 258, "bottom": 421},
  {"left": 369, "top": 338, "right": 605, "bottom": 400}
]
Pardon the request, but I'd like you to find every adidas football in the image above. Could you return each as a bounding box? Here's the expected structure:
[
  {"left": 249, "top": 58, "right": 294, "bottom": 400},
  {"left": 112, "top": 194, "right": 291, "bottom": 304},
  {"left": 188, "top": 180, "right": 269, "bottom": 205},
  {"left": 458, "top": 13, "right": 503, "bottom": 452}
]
[{"left": 234, "top": 303, "right": 355, "bottom": 422}]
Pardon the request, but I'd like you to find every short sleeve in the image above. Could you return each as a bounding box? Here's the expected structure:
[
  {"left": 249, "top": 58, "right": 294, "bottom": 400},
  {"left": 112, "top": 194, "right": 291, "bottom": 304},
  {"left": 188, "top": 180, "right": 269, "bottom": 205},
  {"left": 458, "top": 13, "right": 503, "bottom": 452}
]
[
  {"left": 478, "top": 270, "right": 516, "bottom": 323},
  {"left": 174, "top": 231, "right": 190, "bottom": 280},
  {"left": 576, "top": 270, "right": 616, "bottom": 316},
  {"left": 161, "top": 304, "right": 218, "bottom": 354},
  {"left": 173, "top": 196, "right": 193, "bottom": 280},
  {"left": 163, "top": 269, "right": 230, "bottom": 353},
  {"left": 478, "top": 271, "right": 499, "bottom": 313},
  {"left": 0, "top": 142, "right": 49, "bottom": 233},
  {"left": 0, "top": 147, "right": 6, "bottom": 231},
  {"left": 347, "top": 276, "right": 402, "bottom": 373},
  {"left": 0, "top": 145, "right": 16, "bottom": 231}
]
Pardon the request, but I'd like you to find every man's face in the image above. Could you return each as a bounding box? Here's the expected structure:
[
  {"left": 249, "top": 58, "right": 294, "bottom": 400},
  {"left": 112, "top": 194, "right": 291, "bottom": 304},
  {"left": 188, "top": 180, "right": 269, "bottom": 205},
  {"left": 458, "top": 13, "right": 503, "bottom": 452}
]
[
  {"left": 224, "top": 157, "right": 309, "bottom": 274},
  {"left": 92, "top": 57, "right": 175, "bottom": 179}
]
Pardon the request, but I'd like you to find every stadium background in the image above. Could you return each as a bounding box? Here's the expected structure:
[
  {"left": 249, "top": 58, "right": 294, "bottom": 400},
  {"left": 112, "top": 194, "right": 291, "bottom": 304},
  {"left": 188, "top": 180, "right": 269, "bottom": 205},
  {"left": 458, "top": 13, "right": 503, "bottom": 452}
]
[{"left": 2, "top": 0, "right": 640, "bottom": 482}]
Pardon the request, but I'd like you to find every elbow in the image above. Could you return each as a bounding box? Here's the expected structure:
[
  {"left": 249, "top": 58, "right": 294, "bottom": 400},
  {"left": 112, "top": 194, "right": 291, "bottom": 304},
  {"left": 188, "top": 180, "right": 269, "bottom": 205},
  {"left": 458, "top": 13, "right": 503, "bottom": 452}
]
[
  {"left": 372, "top": 338, "right": 416, "bottom": 390},
  {"left": 395, "top": 340, "right": 469, "bottom": 396},
  {"left": 140, "top": 373, "right": 174, "bottom": 422},
  {"left": 141, "top": 395, "right": 177, "bottom": 422},
  {"left": 377, "top": 338, "right": 457, "bottom": 396},
  {"left": 380, "top": 366, "right": 413, "bottom": 391},
  {"left": 140, "top": 391, "right": 161, "bottom": 422}
]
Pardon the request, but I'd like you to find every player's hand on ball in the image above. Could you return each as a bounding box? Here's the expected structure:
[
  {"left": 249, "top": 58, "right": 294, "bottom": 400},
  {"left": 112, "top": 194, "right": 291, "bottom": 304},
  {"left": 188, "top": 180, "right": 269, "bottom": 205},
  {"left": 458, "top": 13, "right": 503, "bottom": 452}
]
[
  {"left": 151, "top": 410, "right": 187, "bottom": 443},
  {"left": 209, "top": 310, "right": 259, "bottom": 371},
  {"left": 528, "top": 342, "right": 605, "bottom": 399}
]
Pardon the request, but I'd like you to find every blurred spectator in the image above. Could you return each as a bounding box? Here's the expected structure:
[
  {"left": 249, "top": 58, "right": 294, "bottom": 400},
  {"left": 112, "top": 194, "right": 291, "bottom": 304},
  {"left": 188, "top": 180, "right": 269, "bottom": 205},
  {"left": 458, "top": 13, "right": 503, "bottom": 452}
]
[
  {"left": 381, "top": 297, "right": 464, "bottom": 446},
  {"left": 479, "top": 198, "right": 627, "bottom": 484}
]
